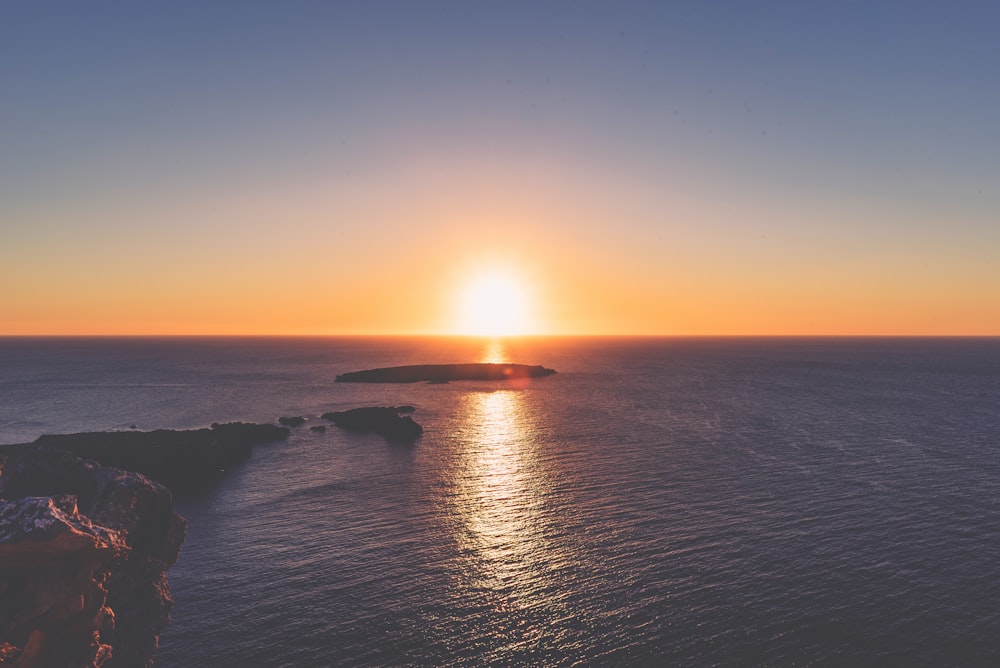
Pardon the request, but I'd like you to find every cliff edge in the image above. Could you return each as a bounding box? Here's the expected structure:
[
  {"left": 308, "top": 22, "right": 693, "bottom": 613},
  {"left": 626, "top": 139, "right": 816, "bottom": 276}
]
[{"left": 0, "top": 446, "right": 186, "bottom": 667}]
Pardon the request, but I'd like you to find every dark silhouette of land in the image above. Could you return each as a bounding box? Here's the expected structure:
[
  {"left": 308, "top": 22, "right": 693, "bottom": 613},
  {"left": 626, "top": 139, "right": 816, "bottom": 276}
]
[
  {"left": 335, "top": 363, "right": 556, "bottom": 383},
  {"left": 24, "top": 422, "right": 289, "bottom": 490},
  {"left": 322, "top": 407, "right": 423, "bottom": 441}
]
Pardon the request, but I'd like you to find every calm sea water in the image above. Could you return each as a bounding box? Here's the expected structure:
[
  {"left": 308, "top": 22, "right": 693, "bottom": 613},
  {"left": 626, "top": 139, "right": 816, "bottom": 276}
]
[{"left": 2, "top": 336, "right": 999, "bottom": 666}]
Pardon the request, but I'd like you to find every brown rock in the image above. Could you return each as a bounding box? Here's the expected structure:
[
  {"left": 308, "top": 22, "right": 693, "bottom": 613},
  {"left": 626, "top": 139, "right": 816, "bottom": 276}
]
[{"left": 0, "top": 446, "right": 186, "bottom": 667}]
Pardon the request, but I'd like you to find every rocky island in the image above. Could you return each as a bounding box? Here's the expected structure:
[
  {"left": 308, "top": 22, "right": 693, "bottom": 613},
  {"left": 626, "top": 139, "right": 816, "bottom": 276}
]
[
  {"left": 335, "top": 363, "right": 556, "bottom": 383},
  {"left": 322, "top": 406, "right": 423, "bottom": 441}
]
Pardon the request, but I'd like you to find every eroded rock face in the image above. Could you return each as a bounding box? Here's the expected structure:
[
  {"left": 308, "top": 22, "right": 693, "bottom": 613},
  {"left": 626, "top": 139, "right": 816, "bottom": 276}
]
[{"left": 0, "top": 446, "right": 186, "bottom": 668}]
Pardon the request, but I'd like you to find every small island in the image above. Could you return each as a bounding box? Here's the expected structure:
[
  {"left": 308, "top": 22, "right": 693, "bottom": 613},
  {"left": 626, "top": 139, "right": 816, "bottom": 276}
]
[
  {"left": 322, "top": 407, "right": 423, "bottom": 441},
  {"left": 335, "top": 363, "right": 556, "bottom": 383}
]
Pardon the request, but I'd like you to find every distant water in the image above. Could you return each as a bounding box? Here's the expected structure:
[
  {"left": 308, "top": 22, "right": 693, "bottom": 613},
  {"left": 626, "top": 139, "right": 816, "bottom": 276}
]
[{"left": 2, "top": 336, "right": 999, "bottom": 666}]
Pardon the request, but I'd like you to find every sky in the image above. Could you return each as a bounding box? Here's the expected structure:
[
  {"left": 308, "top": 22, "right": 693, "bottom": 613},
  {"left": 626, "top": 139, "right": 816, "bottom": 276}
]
[{"left": 2, "top": 1, "right": 998, "bottom": 335}]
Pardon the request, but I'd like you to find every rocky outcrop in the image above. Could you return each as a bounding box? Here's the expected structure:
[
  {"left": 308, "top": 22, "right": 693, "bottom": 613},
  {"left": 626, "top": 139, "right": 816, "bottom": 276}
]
[
  {"left": 335, "top": 363, "right": 556, "bottom": 383},
  {"left": 31, "top": 422, "right": 289, "bottom": 491},
  {"left": 322, "top": 407, "right": 423, "bottom": 441},
  {"left": 278, "top": 417, "right": 306, "bottom": 427},
  {"left": 0, "top": 446, "right": 186, "bottom": 667}
]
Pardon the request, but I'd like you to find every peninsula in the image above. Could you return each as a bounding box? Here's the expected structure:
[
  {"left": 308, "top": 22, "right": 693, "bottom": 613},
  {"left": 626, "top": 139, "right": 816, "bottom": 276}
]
[
  {"left": 0, "top": 421, "right": 287, "bottom": 664},
  {"left": 335, "top": 363, "right": 557, "bottom": 383},
  {"left": 27, "top": 422, "right": 289, "bottom": 491}
]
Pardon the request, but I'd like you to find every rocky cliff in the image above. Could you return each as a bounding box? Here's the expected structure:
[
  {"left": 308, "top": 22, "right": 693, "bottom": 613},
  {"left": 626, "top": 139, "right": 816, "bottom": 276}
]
[{"left": 0, "top": 446, "right": 186, "bottom": 667}]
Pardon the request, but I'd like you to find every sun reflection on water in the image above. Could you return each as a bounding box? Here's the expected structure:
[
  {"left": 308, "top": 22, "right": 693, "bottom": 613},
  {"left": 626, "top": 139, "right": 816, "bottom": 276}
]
[
  {"left": 460, "top": 391, "right": 534, "bottom": 543},
  {"left": 479, "top": 338, "right": 509, "bottom": 364},
  {"left": 450, "top": 388, "right": 562, "bottom": 617}
]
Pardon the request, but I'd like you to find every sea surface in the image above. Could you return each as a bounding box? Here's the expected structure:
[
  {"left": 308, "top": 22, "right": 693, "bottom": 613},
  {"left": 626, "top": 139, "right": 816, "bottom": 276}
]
[{"left": 2, "top": 336, "right": 999, "bottom": 666}]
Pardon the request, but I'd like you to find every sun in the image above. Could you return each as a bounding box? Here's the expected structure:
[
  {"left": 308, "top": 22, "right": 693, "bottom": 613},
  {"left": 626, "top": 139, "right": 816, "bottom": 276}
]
[{"left": 457, "top": 271, "right": 532, "bottom": 336}]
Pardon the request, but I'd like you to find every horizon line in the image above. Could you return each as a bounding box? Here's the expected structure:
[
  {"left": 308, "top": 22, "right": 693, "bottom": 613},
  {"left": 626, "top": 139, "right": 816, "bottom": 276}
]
[{"left": 2, "top": 333, "right": 999, "bottom": 339}]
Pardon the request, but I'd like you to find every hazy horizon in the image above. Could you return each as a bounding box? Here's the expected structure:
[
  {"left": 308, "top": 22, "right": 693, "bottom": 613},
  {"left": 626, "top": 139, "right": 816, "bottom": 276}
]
[{"left": 4, "top": 333, "right": 1000, "bottom": 339}]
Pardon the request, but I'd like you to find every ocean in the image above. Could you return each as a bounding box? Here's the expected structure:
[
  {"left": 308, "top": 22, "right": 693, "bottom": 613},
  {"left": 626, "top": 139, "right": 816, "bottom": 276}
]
[{"left": 2, "top": 336, "right": 999, "bottom": 666}]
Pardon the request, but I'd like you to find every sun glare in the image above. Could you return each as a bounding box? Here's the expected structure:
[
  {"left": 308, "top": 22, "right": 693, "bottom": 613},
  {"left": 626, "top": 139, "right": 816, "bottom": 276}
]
[{"left": 458, "top": 271, "right": 531, "bottom": 336}]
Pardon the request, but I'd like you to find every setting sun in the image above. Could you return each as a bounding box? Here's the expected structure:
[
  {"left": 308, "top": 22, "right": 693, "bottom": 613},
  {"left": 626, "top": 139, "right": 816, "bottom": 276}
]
[{"left": 457, "top": 271, "right": 532, "bottom": 336}]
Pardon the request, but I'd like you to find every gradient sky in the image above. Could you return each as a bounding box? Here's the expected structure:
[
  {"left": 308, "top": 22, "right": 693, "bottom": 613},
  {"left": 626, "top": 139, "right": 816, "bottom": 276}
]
[{"left": 3, "top": 1, "right": 998, "bottom": 335}]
